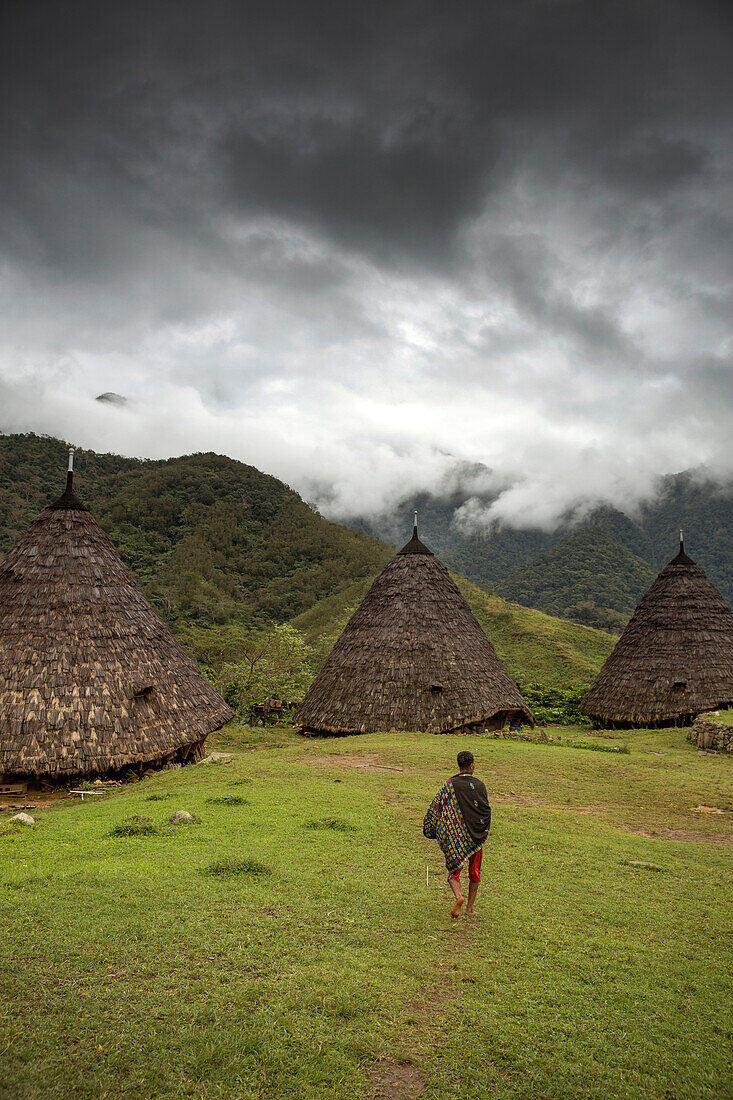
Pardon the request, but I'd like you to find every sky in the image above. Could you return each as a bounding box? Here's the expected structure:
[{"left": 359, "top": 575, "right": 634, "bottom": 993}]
[{"left": 1, "top": 0, "right": 732, "bottom": 530}]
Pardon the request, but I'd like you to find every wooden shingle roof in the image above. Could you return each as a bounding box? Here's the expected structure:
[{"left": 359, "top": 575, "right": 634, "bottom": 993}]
[
  {"left": 297, "top": 526, "right": 534, "bottom": 735},
  {"left": 0, "top": 476, "right": 232, "bottom": 777}
]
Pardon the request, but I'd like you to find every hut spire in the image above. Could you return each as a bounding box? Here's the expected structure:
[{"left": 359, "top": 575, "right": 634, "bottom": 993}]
[
  {"left": 66, "top": 447, "right": 75, "bottom": 495},
  {"left": 49, "top": 445, "right": 87, "bottom": 511},
  {"left": 671, "top": 528, "right": 694, "bottom": 565},
  {"left": 398, "top": 513, "right": 433, "bottom": 555}
]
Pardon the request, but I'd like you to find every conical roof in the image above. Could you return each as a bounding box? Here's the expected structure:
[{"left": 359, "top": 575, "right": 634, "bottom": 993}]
[
  {"left": 580, "top": 541, "right": 733, "bottom": 728},
  {"left": 297, "top": 526, "right": 534, "bottom": 734},
  {"left": 0, "top": 472, "right": 233, "bottom": 778}
]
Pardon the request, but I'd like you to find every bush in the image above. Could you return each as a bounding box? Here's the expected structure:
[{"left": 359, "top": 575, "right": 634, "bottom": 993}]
[
  {"left": 205, "top": 795, "right": 248, "bottom": 806},
  {"left": 521, "top": 683, "right": 591, "bottom": 726},
  {"left": 109, "top": 816, "right": 157, "bottom": 837},
  {"left": 205, "top": 858, "right": 271, "bottom": 877},
  {"left": 178, "top": 622, "right": 314, "bottom": 719},
  {"left": 305, "top": 818, "right": 357, "bottom": 832}
]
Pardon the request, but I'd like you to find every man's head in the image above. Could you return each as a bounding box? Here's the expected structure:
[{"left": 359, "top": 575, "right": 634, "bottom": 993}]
[{"left": 457, "top": 750, "right": 475, "bottom": 773}]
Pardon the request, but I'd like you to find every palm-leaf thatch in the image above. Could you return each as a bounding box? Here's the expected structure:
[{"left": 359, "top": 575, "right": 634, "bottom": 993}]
[
  {"left": 0, "top": 471, "right": 233, "bottom": 779},
  {"left": 580, "top": 541, "right": 733, "bottom": 728},
  {"left": 297, "top": 526, "right": 534, "bottom": 735}
]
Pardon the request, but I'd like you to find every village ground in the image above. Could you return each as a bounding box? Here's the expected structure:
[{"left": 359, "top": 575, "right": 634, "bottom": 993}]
[{"left": 1, "top": 723, "right": 731, "bottom": 1100}]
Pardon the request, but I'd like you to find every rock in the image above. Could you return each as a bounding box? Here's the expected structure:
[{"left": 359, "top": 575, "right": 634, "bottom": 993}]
[
  {"left": 10, "top": 812, "right": 34, "bottom": 825},
  {"left": 170, "top": 810, "right": 194, "bottom": 824},
  {"left": 198, "top": 752, "right": 234, "bottom": 765}
]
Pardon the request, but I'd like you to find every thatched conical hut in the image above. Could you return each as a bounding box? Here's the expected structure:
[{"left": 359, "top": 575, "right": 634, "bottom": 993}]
[
  {"left": 580, "top": 539, "right": 733, "bottom": 729},
  {"left": 0, "top": 457, "right": 233, "bottom": 779},
  {"left": 297, "top": 523, "right": 534, "bottom": 735}
]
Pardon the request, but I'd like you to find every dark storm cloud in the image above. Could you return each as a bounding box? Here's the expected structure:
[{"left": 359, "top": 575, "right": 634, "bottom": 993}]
[
  {"left": 4, "top": 0, "right": 729, "bottom": 269},
  {"left": 1, "top": 0, "right": 732, "bottom": 525}
]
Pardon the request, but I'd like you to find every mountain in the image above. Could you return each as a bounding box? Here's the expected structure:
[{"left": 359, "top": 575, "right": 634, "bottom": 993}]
[
  {"left": 495, "top": 526, "right": 658, "bottom": 633},
  {"left": 353, "top": 476, "right": 733, "bottom": 631}
]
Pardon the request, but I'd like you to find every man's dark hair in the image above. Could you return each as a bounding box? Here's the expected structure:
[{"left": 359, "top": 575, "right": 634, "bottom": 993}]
[{"left": 457, "top": 750, "right": 474, "bottom": 770}]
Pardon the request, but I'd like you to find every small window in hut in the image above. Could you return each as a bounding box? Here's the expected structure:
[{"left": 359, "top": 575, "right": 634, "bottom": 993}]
[
  {"left": 132, "top": 684, "right": 155, "bottom": 700},
  {"left": 430, "top": 682, "right": 443, "bottom": 693},
  {"left": 672, "top": 680, "right": 687, "bottom": 690}
]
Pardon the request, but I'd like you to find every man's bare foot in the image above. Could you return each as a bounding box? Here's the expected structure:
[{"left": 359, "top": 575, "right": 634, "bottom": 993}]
[
  {"left": 465, "top": 907, "right": 476, "bottom": 916},
  {"left": 450, "top": 896, "right": 464, "bottom": 919}
]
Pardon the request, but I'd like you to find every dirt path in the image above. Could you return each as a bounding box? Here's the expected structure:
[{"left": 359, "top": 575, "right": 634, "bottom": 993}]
[
  {"left": 299, "top": 752, "right": 410, "bottom": 772},
  {"left": 363, "top": 781, "right": 476, "bottom": 1098},
  {"left": 368, "top": 984, "right": 459, "bottom": 1099}
]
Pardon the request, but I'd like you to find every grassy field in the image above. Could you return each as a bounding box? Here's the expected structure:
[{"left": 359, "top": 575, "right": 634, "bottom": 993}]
[
  {"left": 292, "top": 575, "right": 616, "bottom": 686},
  {"left": 1, "top": 722, "right": 731, "bottom": 1100}
]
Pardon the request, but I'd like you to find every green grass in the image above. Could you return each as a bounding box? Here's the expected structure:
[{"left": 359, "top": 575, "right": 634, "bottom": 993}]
[
  {"left": 1, "top": 723, "right": 731, "bottom": 1099},
  {"left": 292, "top": 574, "right": 616, "bottom": 687}
]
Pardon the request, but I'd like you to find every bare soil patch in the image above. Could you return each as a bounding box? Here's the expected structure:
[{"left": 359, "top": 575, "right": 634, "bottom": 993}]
[
  {"left": 300, "top": 753, "right": 407, "bottom": 772},
  {"left": 369, "top": 1062, "right": 425, "bottom": 1099},
  {"left": 620, "top": 824, "right": 732, "bottom": 844},
  {"left": 367, "top": 985, "right": 458, "bottom": 1098}
]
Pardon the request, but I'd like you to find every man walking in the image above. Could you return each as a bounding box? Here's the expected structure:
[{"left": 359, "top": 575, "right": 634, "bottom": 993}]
[{"left": 423, "top": 750, "right": 491, "bottom": 918}]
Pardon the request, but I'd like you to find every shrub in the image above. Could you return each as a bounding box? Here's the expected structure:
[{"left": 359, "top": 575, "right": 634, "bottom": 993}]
[
  {"left": 109, "top": 816, "right": 157, "bottom": 837},
  {"left": 205, "top": 858, "right": 270, "bottom": 877},
  {"left": 205, "top": 795, "right": 249, "bottom": 806},
  {"left": 305, "top": 818, "right": 357, "bottom": 832},
  {"left": 521, "top": 683, "right": 592, "bottom": 725}
]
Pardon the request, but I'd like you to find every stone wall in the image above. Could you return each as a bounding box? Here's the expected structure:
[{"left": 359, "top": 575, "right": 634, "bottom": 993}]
[{"left": 687, "top": 715, "right": 733, "bottom": 751}]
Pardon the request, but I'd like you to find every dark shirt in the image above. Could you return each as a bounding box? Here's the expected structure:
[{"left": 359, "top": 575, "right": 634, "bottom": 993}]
[{"left": 450, "top": 773, "right": 491, "bottom": 845}]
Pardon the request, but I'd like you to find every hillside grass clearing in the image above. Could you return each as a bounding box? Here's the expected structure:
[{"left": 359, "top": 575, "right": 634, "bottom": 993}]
[{"left": 1, "top": 723, "right": 731, "bottom": 1099}]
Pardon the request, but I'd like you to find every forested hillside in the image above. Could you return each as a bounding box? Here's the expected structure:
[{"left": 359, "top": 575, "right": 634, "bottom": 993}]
[{"left": 496, "top": 527, "right": 658, "bottom": 633}]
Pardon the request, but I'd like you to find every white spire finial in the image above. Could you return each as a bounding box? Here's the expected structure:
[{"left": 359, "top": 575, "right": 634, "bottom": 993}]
[
  {"left": 68, "top": 447, "right": 75, "bottom": 473},
  {"left": 413, "top": 509, "right": 418, "bottom": 533}
]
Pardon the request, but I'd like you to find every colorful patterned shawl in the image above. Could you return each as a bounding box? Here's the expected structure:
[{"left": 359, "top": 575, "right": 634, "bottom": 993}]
[{"left": 423, "top": 778, "right": 484, "bottom": 874}]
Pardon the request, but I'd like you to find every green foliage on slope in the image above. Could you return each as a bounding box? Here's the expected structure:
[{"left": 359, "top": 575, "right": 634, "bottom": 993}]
[
  {"left": 453, "top": 576, "right": 615, "bottom": 688},
  {"left": 496, "top": 526, "right": 658, "bottom": 632}
]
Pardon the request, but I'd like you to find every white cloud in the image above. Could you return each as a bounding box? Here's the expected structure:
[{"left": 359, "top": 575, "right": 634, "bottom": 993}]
[{"left": 1, "top": 3, "right": 732, "bottom": 532}]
